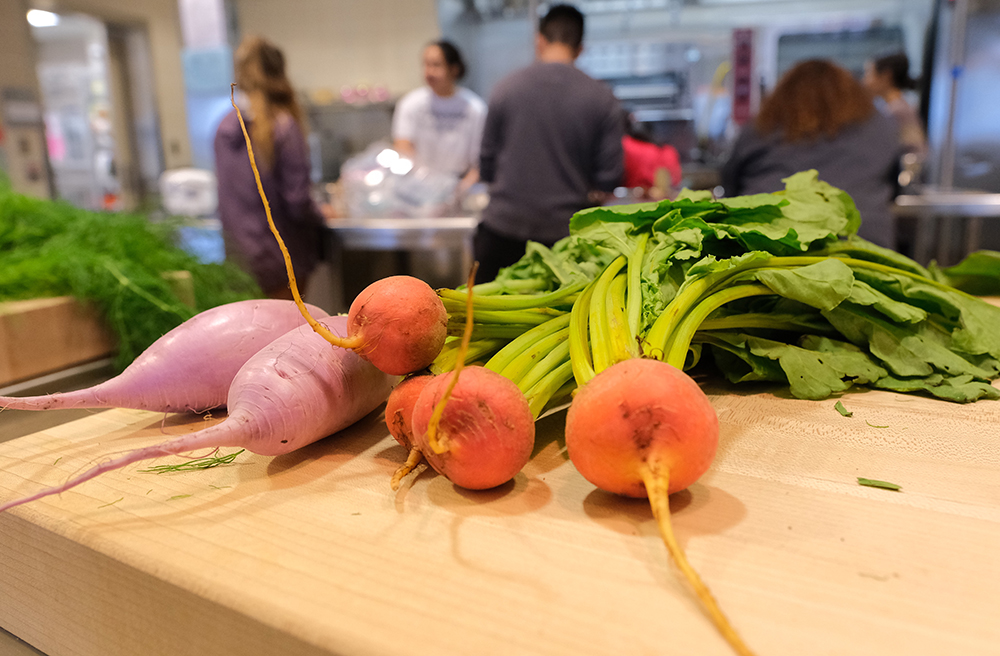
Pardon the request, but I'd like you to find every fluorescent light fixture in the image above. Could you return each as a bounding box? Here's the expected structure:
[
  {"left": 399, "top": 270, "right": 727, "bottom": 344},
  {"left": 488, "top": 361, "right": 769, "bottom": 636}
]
[
  {"left": 363, "top": 169, "right": 385, "bottom": 186},
  {"left": 389, "top": 158, "right": 413, "bottom": 175},
  {"left": 375, "top": 148, "right": 399, "bottom": 168},
  {"left": 27, "top": 9, "right": 60, "bottom": 27}
]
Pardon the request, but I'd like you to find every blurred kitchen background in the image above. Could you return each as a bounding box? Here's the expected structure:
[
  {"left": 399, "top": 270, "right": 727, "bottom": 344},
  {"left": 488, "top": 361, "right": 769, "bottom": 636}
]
[{"left": 1, "top": 0, "right": 998, "bottom": 298}]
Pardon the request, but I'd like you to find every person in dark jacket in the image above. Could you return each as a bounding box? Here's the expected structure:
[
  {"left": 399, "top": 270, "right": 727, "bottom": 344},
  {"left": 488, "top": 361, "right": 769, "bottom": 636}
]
[
  {"left": 214, "top": 36, "right": 324, "bottom": 299},
  {"left": 721, "top": 59, "right": 901, "bottom": 249},
  {"left": 863, "top": 52, "right": 927, "bottom": 159},
  {"left": 474, "top": 4, "right": 624, "bottom": 283}
]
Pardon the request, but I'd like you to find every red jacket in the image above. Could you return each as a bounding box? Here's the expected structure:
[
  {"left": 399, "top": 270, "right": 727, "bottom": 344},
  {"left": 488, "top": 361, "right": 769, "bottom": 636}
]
[{"left": 622, "top": 135, "right": 682, "bottom": 190}]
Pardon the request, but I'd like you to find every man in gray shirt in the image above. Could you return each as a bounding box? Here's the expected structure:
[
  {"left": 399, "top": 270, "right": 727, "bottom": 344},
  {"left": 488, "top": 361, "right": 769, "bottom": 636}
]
[{"left": 474, "top": 4, "right": 624, "bottom": 283}]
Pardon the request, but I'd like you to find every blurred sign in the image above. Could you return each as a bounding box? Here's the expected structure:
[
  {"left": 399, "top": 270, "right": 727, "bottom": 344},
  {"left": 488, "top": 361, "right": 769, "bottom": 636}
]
[
  {"left": 732, "top": 29, "right": 754, "bottom": 125},
  {"left": 2, "top": 88, "right": 43, "bottom": 126}
]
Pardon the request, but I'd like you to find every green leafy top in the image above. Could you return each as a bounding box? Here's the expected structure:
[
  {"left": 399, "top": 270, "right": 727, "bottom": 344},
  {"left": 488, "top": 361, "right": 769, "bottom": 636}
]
[
  {"left": 453, "top": 170, "right": 1000, "bottom": 404},
  {"left": 0, "top": 182, "right": 261, "bottom": 369}
]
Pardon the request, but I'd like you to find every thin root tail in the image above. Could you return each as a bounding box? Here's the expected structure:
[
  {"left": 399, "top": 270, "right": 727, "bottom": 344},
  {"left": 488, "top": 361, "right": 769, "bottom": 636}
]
[
  {"left": 390, "top": 448, "right": 425, "bottom": 490},
  {"left": 640, "top": 466, "right": 758, "bottom": 656}
]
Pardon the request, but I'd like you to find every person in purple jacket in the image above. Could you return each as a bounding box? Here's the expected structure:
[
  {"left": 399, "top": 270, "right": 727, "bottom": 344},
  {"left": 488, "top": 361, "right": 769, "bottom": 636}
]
[{"left": 214, "top": 36, "right": 325, "bottom": 300}]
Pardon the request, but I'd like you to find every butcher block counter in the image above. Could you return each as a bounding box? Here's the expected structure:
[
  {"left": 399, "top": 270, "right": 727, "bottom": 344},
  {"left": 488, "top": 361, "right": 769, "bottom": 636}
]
[{"left": 0, "top": 379, "right": 998, "bottom": 656}]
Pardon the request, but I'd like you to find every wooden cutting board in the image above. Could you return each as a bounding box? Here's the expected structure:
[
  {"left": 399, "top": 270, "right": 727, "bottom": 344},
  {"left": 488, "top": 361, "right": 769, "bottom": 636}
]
[{"left": 1, "top": 382, "right": 999, "bottom": 656}]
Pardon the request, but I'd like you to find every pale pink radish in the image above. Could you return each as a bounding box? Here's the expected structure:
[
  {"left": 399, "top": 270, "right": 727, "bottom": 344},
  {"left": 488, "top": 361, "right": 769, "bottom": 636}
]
[
  {"left": 0, "top": 299, "right": 328, "bottom": 414},
  {"left": 565, "top": 358, "right": 755, "bottom": 656},
  {"left": 0, "top": 316, "right": 396, "bottom": 514}
]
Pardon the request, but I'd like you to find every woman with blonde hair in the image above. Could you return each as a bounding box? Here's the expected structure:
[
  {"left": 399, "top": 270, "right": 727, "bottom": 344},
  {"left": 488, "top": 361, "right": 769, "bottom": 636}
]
[
  {"left": 214, "top": 36, "right": 325, "bottom": 299},
  {"left": 721, "top": 59, "right": 901, "bottom": 248}
]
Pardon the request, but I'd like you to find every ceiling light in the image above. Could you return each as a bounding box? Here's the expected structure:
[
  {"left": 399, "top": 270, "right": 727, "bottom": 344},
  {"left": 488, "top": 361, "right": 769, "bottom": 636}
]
[{"left": 27, "top": 9, "right": 60, "bottom": 27}]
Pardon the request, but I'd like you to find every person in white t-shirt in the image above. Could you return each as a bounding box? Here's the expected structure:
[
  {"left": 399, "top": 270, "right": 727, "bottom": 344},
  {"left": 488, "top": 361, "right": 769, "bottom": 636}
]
[{"left": 392, "top": 40, "right": 487, "bottom": 191}]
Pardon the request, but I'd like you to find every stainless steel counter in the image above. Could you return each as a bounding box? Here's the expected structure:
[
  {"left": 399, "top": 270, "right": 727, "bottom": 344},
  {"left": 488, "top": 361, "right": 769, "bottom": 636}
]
[
  {"left": 892, "top": 191, "right": 1000, "bottom": 265},
  {"left": 893, "top": 191, "right": 1000, "bottom": 217},
  {"left": 324, "top": 217, "right": 478, "bottom": 310},
  {"left": 325, "top": 216, "right": 478, "bottom": 250}
]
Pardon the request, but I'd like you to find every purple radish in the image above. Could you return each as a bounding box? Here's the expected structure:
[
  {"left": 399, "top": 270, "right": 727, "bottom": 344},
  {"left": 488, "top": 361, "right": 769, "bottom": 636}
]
[
  {"left": 0, "top": 299, "right": 328, "bottom": 414},
  {"left": 0, "top": 315, "right": 396, "bottom": 514}
]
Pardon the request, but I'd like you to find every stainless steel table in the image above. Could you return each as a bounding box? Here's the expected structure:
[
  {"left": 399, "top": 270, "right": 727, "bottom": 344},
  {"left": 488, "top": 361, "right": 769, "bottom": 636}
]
[
  {"left": 892, "top": 191, "right": 1000, "bottom": 264},
  {"left": 324, "top": 216, "right": 478, "bottom": 310}
]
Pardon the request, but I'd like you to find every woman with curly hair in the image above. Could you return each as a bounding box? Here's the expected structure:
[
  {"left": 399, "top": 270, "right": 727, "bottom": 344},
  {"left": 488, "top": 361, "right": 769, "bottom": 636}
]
[{"left": 721, "top": 59, "right": 902, "bottom": 248}]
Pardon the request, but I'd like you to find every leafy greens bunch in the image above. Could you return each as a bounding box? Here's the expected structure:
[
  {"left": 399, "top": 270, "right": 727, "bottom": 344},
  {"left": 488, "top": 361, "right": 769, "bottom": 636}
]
[
  {"left": 0, "top": 182, "right": 260, "bottom": 370},
  {"left": 432, "top": 170, "right": 1000, "bottom": 406}
]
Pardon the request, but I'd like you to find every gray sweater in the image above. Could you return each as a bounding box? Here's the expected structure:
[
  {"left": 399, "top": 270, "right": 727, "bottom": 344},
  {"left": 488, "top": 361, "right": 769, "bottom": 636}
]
[
  {"left": 479, "top": 62, "right": 624, "bottom": 244},
  {"left": 721, "top": 113, "right": 901, "bottom": 248}
]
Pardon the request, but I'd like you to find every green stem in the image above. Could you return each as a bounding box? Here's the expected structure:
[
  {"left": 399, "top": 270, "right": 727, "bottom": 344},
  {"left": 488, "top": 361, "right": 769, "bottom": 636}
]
[
  {"left": 697, "top": 313, "right": 835, "bottom": 334},
  {"left": 517, "top": 339, "right": 570, "bottom": 393},
  {"left": 607, "top": 273, "right": 638, "bottom": 365},
  {"left": 626, "top": 233, "right": 649, "bottom": 338},
  {"left": 665, "top": 283, "right": 773, "bottom": 368},
  {"left": 484, "top": 314, "right": 572, "bottom": 374},
  {"left": 431, "top": 338, "right": 507, "bottom": 374},
  {"left": 569, "top": 280, "right": 598, "bottom": 386},
  {"left": 500, "top": 326, "right": 570, "bottom": 385},
  {"left": 525, "top": 359, "right": 576, "bottom": 418},
  {"left": 451, "top": 323, "right": 539, "bottom": 339},
  {"left": 446, "top": 307, "right": 566, "bottom": 326},
  {"left": 440, "top": 281, "right": 585, "bottom": 310},
  {"left": 470, "top": 279, "right": 549, "bottom": 295},
  {"left": 589, "top": 256, "right": 627, "bottom": 374},
  {"left": 532, "top": 380, "right": 577, "bottom": 417}
]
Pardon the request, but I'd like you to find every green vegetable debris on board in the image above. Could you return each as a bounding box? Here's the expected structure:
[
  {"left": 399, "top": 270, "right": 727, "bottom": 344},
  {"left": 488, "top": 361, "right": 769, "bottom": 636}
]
[
  {"left": 857, "top": 477, "right": 902, "bottom": 491},
  {"left": 834, "top": 401, "right": 853, "bottom": 417},
  {"left": 0, "top": 180, "right": 260, "bottom": 370},
  {"left": 431, "top": 169, "right": 1000, "bottom": 410}
]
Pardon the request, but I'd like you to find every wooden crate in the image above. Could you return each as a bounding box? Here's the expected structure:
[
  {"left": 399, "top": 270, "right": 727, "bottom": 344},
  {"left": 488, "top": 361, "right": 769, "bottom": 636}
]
[{"left": 0, "top": 297, "right": 115, "bottom": 387}]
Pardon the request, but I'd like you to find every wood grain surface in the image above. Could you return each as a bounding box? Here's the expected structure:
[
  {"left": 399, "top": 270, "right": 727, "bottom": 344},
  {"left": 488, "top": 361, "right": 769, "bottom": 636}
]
[
  {"left": 0, "top": 297, "right": 114, "bottom": 387},
  {"left": 1, "top": 380, "right": 998, "bottom": 656}
]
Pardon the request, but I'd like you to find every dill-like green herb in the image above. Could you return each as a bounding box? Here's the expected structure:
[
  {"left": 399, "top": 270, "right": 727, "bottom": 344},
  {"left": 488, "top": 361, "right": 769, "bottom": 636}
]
[
  {"left": 167, "top": 494, "right": 192, "bottom": 501},
  {"left": 0, "top": 181, "right": 261, "bottom": 370},
  {"left": 98, "top": 497, "right": 124, "bottom": 508},
  {"left": 140, "top": 449, "right": 245, "bottom": 474},
  {"left": 865, "top": 420, "right": 890, "bottom": 428}
]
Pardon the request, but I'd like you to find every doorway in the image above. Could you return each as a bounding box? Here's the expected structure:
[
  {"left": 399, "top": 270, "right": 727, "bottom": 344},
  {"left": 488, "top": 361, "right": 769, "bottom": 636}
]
[{"left": 30, "top": 11, "right": 162, "bottom": 212}]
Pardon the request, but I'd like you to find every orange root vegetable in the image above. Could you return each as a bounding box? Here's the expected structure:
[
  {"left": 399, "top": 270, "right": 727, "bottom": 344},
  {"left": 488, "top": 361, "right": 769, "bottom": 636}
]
[
  {"left": 565, "top": 358, "right": 756, "bottom": 656},
  {"left": 411, "top": 366, "right": 534, "bottom": 490},
  {"left": 385, "top": 374, "right": 435, "bottom": 489},
  {"left": 346, "top": 276, "right": 449, "bottom": 376},
  {"left": 403, "top": 262, "right": 533, "bottom": 491}
]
